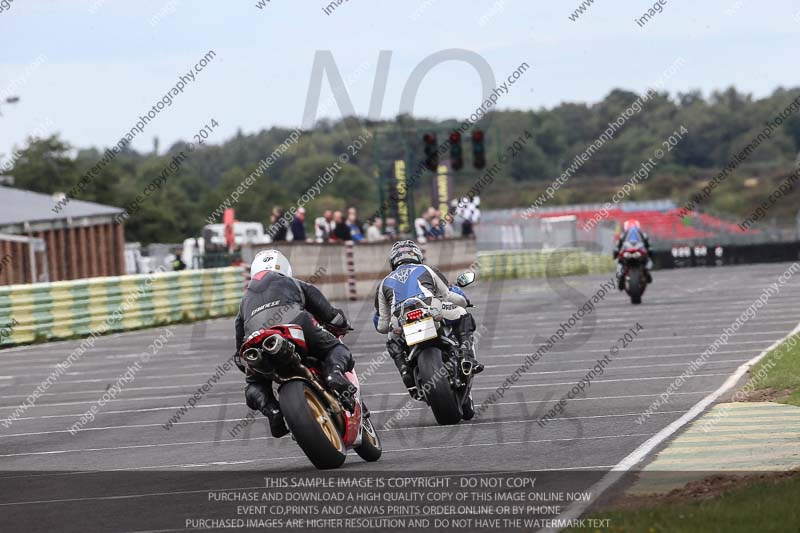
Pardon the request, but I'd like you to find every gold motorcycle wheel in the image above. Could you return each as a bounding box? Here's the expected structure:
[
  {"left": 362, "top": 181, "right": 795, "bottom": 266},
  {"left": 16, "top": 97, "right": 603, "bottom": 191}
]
[{"left": 279, "top": 380, "right": 347, "bottom": 470}]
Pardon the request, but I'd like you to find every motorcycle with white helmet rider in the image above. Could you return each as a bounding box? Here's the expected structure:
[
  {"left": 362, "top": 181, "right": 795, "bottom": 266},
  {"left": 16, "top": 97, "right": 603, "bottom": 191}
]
[{"left": 234, "top": 249, "right": 356, "bottom": 438}]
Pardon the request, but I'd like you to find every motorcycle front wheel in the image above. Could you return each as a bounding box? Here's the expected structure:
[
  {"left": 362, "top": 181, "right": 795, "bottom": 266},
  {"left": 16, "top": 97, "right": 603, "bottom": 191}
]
[
  {"left": 627, "top": 268, "right": 643, "bottom": 305},
  {"left": 354, "top": 414, "right": 382, "bottom": 462},
  {"left": 279, "top": 380, "right": 347, "bottom": 470}
]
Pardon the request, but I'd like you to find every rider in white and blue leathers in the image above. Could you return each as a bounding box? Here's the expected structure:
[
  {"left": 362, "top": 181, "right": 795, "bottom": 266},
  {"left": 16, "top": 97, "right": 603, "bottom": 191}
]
[
  {"left": 614, "top": 219, "right": 654, "bottom": 289},
  {"left": 374, "top": 241, "right": 483, "bottom": 396}
]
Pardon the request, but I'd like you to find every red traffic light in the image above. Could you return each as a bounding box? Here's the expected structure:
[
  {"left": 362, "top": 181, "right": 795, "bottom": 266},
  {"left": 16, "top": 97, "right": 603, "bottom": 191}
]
[
  {"left": 423, "top": 133, "right": 436, "bottom": 145},
  {"left": 471, "top": 130, "right": 484, "bottom": 142},
  {"left": 449, "top": 132, "right": 461, "bottom": 143}
]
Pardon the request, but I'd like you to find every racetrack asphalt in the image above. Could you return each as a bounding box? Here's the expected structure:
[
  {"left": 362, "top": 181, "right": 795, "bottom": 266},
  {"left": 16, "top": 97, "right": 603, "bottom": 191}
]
[{"left": 1, "top": 261, "right": 798, "bottom": 532}]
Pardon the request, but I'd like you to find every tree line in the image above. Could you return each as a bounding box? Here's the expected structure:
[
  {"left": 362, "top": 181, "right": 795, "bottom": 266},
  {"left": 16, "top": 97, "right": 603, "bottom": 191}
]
[{"left": 5, "top": 86, "right": 800, "bottom": 244}]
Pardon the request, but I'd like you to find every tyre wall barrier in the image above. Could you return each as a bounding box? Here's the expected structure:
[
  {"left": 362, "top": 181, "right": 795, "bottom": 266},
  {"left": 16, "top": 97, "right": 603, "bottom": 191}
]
[
  {"left": 477, "top": 248, "right": 615, "bottom": 280},
  {"left": 0, "top": 267, "right": 242, "bottom": 346}
]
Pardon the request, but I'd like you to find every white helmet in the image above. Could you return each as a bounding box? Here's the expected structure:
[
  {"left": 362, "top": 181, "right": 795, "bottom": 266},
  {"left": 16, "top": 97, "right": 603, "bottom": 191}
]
[{"left": 250, "top": 249, "right": 293, "bottom": 278}]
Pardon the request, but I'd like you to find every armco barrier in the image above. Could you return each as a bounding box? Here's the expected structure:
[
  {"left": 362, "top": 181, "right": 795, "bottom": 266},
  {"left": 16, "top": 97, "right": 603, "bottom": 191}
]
[
  {"left": 477, "top": 249, "right": 614, "bottom": 280},
  {"left": 0, "top": 267, "right": 242, "bottom": 346}
]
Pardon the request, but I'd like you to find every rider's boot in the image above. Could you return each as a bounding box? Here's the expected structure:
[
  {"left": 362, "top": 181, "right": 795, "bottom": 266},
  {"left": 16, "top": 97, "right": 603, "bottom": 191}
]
[
  {"left": 245, "top": 379, "right": 289, "bottom": 438},
  {"left": 455, "top": 314, "right": 484, "bottom": 375},
  {"left": 387, "top": 336, "right": 419, "bottom": 399},
  {"left": 323, "top": 345, "right": 357, "bottom": 410},
  {"left": 462, "top": 393, "right": 475, "bottom": 421}
]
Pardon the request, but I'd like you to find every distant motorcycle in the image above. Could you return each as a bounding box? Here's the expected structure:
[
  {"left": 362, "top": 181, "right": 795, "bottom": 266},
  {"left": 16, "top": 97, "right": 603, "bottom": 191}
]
[
  {"left": 619, "top": 241, "right": 648, "bottom": 304},
  {"left": 239, "top": 323, "right": 381, "bottom": 470},
  {"left": 394, "top": 272, "right": 478, "bottom": 425}
]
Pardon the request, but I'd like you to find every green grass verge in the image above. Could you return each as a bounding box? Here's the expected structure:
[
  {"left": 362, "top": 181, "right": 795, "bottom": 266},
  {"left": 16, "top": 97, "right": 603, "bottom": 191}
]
[
  {"left": 565, "top": 474, "right": 800, "bottom": 533},
  {"left": 748, "top": 333, "right": 800, "bottom": 406}
]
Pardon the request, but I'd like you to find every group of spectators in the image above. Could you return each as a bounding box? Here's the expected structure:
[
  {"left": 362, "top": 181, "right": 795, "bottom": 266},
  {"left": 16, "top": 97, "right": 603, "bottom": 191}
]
[
  {"left": 266, "top": 197, "right": 480, "bottom": 245},
  {"left": 313, "top": 207, "right": 399, "bottom": 243},
  {"left": 414, "top": 196, "right": 481, "bottom": 243},
  {"left": 265, "top": 205, "right": 395, "bottom": 244}
]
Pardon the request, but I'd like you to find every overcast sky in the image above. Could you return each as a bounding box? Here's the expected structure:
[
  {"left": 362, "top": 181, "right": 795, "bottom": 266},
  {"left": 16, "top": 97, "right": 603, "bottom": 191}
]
[{"left": 1, "top": 0, "right": 799, "bottom": 162}]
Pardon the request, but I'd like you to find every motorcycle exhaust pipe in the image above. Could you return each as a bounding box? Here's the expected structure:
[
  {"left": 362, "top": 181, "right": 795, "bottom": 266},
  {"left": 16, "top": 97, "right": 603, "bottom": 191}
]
[
  {"left": 241, "top": 347, "right": 263, "bottom": 367},
  {"left": 262, "top": 334, "right": 286, "bottom": 355},
  {"left": 460, "top": 360, "right": 474, "bottom": 376},
  {"left": 262, "top": 334, "right": 299, "bottom": 366}
]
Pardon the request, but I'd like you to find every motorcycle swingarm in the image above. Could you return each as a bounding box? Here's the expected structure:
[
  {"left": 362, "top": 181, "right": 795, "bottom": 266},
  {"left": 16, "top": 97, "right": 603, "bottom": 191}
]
[{"left": 275, "top": 375, "right": 345, "bottom": 421}]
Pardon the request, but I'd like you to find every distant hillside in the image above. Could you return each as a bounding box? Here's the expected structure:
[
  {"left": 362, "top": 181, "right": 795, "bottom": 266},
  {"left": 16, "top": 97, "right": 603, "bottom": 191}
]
[{"left": 4, "top": 86, "right": 800, "bottom": 243}]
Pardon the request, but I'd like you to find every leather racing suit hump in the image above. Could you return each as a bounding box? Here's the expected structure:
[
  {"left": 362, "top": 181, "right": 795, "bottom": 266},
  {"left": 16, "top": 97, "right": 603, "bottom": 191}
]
[{"left": 375, "top": 263, "right": 467, "bottom": 334}]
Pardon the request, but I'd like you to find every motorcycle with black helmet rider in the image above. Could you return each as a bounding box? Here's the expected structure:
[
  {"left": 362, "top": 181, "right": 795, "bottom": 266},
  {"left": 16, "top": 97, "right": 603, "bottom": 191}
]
[{"left": 374, "top": 240, "right": 483, "bottom": 423}]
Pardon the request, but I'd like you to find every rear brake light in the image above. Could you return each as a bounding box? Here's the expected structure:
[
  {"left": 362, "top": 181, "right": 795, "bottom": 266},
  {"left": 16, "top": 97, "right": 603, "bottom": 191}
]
[{"left": 406, "top": 309, "right": 424, "bottom": 322}]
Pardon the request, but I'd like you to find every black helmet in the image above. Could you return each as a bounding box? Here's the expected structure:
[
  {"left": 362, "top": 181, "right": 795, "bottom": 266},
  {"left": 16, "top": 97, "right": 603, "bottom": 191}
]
[{"left": 389, "top": 240, "right": 424, "bottom": 269}]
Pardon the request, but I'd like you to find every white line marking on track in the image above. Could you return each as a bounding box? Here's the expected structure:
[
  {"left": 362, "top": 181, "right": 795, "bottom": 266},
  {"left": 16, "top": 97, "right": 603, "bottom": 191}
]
[
  {"left": 551, "top": 321, "right": 800, "bottom": 532},
  {"left": 0, "top": 428, "right": 658, "bottom": 460},
  {"left": 0, "top": 372, "right": 731, "bottom": 407},
  {"left": 2, "top": 390, "right": 715, "bottom": 422},
  {"left": 0, "top": 410, "right": 686, "bottom": 438}
]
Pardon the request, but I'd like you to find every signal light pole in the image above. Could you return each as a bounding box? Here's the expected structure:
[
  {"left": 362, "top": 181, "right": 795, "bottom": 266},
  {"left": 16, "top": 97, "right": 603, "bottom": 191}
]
[
  {"left": 423, "top": 133, "right": 438, "bottom": 171},
  {"left": 449, "top": 131, "right": 463, "bottom": 170},
  {"left": 471, "top": 129, "right": 486, "bottom": 169}
]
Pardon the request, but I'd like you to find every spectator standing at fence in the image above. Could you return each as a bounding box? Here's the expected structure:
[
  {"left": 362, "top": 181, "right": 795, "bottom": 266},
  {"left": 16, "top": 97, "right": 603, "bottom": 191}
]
[
  {"left": 458, "top": 196, "right": 480, "bottom": 237},
  {"left": 315, "top": 209, "right": 333, "bottom": 242},
  {"left": 269, "top": 207, "right": 288, "bottom": 242},
  {"left": 347, "top": 209, "right": 364, "bottom": 242},
  {"left": 331, "top": 210, "right": 352, "bottom": 242},
  {"left": 366, "top": 217, "right": 386, "bottom": 242},
  {"left": 414, "top": 208, "right": 433, "bottom": 243},
  {"left": 429, "top": 216, "right": 446, "bottom": 240},
  {"left": 442, "top": 216, "right": 455, "bottom": 238},
  {"left": 384, "top": 217, "right": 398, "bottom": 241},
  {"left": 347, "top": 206, "right": 362, "bottom": 225},
  {"left": 290, "top": 207, "right": 307, "bottom": 242}
]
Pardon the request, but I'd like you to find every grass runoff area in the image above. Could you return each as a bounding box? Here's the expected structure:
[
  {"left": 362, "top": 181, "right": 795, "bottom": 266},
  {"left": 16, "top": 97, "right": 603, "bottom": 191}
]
[
  {"left": 747, "top": 333, "right": 800, "bottom": 406},
  {"left": 565, "top": 471, "right": 800, "bottom": 533},
  {"left": 565, "top": 335, "right": 800, "bottom": 531}
]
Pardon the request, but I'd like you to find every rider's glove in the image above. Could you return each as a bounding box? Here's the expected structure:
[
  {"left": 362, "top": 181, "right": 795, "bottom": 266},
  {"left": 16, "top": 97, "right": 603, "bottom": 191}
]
[
  {"left": 233, "top": 352, "right": 246, "bottom": 374},
  {"left": 329, "top": 308, "right": 350, "bottom": 330},
  {"left": 326, "top": 308, "right": 351, "bottom": 337},
  {"left": 449, "top": 285, "right": 471, "bottom": 307}
]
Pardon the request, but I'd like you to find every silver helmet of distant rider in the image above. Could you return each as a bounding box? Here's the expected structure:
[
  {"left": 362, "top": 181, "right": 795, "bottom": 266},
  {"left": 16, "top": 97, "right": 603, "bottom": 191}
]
[{"left": 389, "top": 240, "right": 424, "bottom": 270}]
